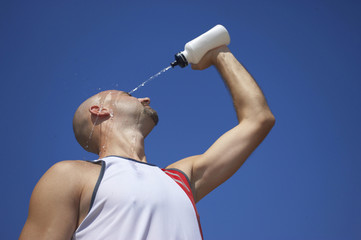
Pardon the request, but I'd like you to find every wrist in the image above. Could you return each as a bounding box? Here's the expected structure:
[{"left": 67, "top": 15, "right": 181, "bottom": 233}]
[{"left": 212, "top": 46, "right": 231, "bottom": 67}]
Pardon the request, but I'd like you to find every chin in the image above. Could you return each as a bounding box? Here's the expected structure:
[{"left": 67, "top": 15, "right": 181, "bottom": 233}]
[
  {"left": 143, "top": 108, "right": 159, "bottom": 126},
  {"left": 151, "top": 114, "right": 159, "bottom": 126}
]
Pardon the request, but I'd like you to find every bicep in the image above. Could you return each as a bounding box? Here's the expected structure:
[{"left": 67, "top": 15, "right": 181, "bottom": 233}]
[
  {"left": 19, "top": 162, "right": 80, "bottom": 240},
  {"left": 192, "top": 119, "right": 274, "bottom": 202}
]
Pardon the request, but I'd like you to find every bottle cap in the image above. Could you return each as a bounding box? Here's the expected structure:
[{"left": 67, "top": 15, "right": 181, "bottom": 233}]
[{"left": 170, "top": 52, "right": 188, "bottom": 68}]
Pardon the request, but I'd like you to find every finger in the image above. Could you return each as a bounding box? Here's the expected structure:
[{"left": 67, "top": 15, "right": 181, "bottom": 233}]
[{"left": 191, "top": 63, "right": 201, "bottom": 70}]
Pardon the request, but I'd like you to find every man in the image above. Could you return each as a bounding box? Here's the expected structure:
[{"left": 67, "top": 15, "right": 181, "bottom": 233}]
[{"left": 19, "top": 45, "right": 275, "bottom": 239}]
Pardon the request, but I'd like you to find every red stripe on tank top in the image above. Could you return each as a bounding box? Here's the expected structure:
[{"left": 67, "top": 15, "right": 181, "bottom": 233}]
[{"left": 162, "top": 169, "right": 204, "bottom": 240}]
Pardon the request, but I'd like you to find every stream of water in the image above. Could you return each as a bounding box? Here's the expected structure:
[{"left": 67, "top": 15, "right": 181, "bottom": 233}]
[{"left": 128, "top": 66, "right": 172, "bottom": 94}]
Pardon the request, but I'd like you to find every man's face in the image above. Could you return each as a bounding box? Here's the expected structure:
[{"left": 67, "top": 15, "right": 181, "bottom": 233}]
[{"left": 113, "top": 91, "right": 159, "bottom": 126}]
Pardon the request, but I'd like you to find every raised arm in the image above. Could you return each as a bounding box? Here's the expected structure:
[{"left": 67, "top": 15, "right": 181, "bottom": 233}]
[
  {"left": 167, "top": 46, "right": 275, "bottom": 202},
  {"left": 19, "top": 161, "right": 81, "bottom": 240}
]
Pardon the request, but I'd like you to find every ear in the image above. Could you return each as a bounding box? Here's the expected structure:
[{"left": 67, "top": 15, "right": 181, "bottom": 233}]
[{"left": 89, "top": 105, "right": 111, "bottom": 117}]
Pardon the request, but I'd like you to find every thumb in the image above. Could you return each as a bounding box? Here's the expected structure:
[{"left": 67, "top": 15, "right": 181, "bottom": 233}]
[{"left": 191, "top": 61, "right": 211, "bottom": 70}]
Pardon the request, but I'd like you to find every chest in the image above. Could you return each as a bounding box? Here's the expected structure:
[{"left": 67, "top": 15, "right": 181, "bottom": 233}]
[
  {"left": 73, "top": 159, "right": 203, "bottom": 240},
  {"left": 96, "top": 162, "right": 189, "bottom": 212}
]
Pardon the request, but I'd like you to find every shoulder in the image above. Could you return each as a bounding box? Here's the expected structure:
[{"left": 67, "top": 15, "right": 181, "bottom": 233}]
[
  {"left": 29, "top": 160, "right": 102, "bottom": 214},
  {"left": 48, "top": 160, "right": 101, "bottom": 174},
  {"left": 19, "top": 160, "right": 97, "bottom": 239},
  {"left": 38, "top": 160, "right": 101, "bottom": 192},
  {"left": 166, "top": 155, "right": 202, "bottom": 182}
]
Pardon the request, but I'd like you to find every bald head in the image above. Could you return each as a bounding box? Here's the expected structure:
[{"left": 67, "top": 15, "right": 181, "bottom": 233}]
[
  {"left": 73, "top": 90, "right": 158, "bottom": 154},
  {"left": 73, "top": 92, "right": 106, "bottom": 153}
]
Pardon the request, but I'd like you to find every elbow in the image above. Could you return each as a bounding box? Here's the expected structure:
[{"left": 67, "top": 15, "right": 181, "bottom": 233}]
[
  {"left": 239, "top": 109, "right": 276, "bottom": 131},
  {"left": 264, "top": 111, "right": 275, "bottom": 125},
  {"left": 259, "top": 111, "right": 276, "bottom": 131},
  {"left": 249, "top": 110, "right": 275, "bottom": 131}
]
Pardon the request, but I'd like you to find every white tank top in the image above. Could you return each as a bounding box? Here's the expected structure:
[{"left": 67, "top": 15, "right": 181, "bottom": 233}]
[{"left": 72, "top": 156, "right": 203, "bottom": 240}]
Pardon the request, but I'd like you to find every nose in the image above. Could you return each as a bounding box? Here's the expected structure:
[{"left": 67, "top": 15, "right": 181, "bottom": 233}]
[{"left": 138, "top": 97, "right": 150, "bottom": 106}]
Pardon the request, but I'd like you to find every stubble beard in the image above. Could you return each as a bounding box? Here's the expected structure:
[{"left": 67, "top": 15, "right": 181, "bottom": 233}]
[{"left": 143, "top": 107, "right": 159, "bottom": 126}]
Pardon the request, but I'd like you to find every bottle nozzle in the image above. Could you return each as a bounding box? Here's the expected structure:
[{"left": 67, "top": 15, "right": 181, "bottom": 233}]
[
  {"left": 170, "top": 52, "right": 188, "bottom": 68},
  {"left": 170, "top": 60, "right": 178, "bottom": 68}
]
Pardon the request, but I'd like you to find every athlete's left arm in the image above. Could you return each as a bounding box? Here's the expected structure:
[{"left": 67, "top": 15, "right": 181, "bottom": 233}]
[{"left": 167, "top": 46, "right": 275, "bottom": 203}]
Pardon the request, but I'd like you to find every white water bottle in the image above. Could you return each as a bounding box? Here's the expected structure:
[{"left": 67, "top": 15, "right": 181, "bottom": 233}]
[{"left": 170, "top": 24, "right": 231, "bottom": 68}]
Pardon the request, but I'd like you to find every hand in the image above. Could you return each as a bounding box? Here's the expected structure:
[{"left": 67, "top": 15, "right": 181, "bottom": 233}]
[{"left": 191, "top": 45, "right": 230, "bottom": 70}]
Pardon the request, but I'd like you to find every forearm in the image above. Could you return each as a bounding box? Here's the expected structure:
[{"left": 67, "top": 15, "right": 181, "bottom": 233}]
[{"left": 214, "top": 47, "right": 273, "bottom": 122}]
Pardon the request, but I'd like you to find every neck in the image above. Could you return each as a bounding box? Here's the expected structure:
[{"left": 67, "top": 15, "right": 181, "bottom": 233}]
[{"left": 97, "top": 129, "right": 147, "bottom": 163}]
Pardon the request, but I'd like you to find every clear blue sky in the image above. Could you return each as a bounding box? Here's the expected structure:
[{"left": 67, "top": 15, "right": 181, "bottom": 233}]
[{"left": 1, "top": 0, "right": 360, "bottom": 239}]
